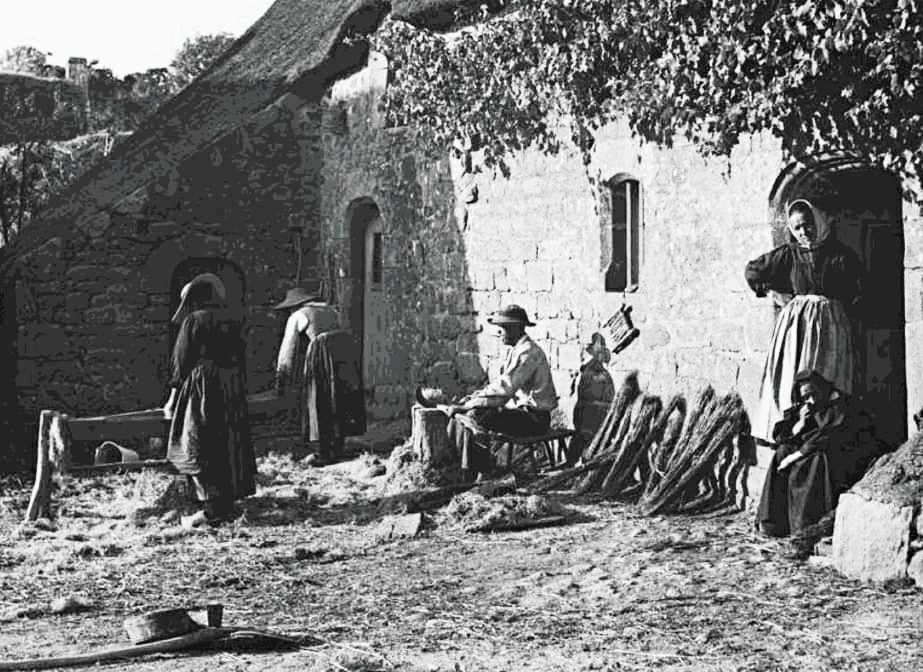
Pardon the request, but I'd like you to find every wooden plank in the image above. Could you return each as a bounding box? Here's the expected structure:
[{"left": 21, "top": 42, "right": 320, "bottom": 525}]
[
  {"left": 69, "top": 417, "right": 171, "bottom": 442},
  {"left": 67, "top": 460, "right": 176, "bottom": 476}
]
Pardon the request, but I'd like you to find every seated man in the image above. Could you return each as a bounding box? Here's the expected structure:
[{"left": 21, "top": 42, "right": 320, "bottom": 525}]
[
  {"left": 445, "top": 304, "right": 558, "bottom": 481},
  {"left": 757, "top": 368, "right": 880, "bottom": 538}
]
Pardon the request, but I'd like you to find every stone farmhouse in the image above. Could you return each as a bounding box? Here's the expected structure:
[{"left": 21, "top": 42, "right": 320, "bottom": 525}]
[{"left": 2, "top": 0, "right": 920, "bottom": 493}]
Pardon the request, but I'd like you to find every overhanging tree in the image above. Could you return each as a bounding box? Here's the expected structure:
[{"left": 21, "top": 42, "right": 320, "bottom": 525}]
[{"left": 373, "top": 0, "right": 922, "bottom": 196}]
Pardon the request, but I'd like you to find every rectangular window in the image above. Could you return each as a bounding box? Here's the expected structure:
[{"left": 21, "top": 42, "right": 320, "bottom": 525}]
[{"left": 603, "top": 178, "right": 642, "bottom": 292}]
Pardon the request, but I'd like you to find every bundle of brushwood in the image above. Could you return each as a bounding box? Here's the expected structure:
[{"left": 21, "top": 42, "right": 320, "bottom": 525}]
[
  {"left": 639, "top": 386, "right": 747, "bottom": 515},
  {"left": 532, "top": 373, "right": 748, "bottom": 516}
]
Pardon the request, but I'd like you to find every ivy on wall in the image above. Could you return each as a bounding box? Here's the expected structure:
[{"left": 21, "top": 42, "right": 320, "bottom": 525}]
[{"left": 373, "top": 0, "right": 922, "bottom": 196}]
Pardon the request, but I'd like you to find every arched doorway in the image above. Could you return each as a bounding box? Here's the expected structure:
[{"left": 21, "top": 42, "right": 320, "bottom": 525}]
[
  {"left": 168, "top": 258, "right": 246, "bottom": 353},
  {"left": 769, "top": 158, "right": 906, "bottom": 445},
  {"left": 346, "top": 198, "right": 387, "bottom": 390}
]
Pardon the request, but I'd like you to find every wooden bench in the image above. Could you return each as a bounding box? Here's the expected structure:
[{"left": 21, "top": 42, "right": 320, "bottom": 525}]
[{"left": 486, "top": 428, "right": 576, "bottom": 473}]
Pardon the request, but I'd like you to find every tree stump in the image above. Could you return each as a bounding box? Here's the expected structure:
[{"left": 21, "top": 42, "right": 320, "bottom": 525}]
[
  {"left": 25, "top": 410, "right": 54, "bottom": 522},
  {"left": 411, "top": 405, "right": 454, "bottom": 468}
]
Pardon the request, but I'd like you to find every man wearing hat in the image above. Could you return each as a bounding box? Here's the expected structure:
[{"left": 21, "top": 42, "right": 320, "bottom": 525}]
[
  {"left": 274, "top": 288, "right": 366, "bottom": 465},
  {"left": 446, "top": 304, "right": 558, "bottom": 481}
]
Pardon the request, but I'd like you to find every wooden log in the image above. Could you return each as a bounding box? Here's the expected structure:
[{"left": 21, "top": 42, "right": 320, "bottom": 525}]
[
  {"left": 24, "top": 410, "right": 53, "bottom": 522},
  {"left": 410, "top": 405, "right": 453, "bottom": 468}
]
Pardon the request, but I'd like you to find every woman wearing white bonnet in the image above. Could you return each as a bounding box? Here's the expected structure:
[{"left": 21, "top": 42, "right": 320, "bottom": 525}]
[{"left": 745, "top": 199, "right": 864, "bottom": 443}]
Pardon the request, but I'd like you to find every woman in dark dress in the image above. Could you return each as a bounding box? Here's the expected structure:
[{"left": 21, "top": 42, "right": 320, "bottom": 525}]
[
  {"left": 757, "top": 369, "right": 878, "bottom": 537},
  {"left": 745, "top": 199, "right": 863, "bottom": 443},
  {"left": 163, "top": 273, "right": 255, "bottom": 526}
]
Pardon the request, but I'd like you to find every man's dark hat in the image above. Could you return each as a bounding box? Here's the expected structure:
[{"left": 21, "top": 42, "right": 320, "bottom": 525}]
[
  {"left": 488, "top": 304, "right": 535, "bottom": 326},
  {"left": 273, "top": 287, "right": 322, "bottom": 310}
]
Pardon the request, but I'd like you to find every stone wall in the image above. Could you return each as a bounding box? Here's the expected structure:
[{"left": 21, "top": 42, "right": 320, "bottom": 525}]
[
  {"left": 318, "top": 85, "right": 482, "bottom": 422},
  {"left": 10, "top": 110, "right": 318, "bottom": 446},
  {"left": 317, "top": 69, "right": 785, "bottom": 430}
]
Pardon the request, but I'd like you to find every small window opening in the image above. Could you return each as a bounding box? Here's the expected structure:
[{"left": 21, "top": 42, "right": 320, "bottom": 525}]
[{"left": 602, "top": 177, "right": 642, "bottom": 292}]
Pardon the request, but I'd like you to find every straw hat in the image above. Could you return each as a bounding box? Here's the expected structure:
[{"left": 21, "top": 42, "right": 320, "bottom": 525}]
[
  {"left": 487, "top": 304, "right": 535, "bottom": 327},
  {"left": 273, "top": 287, "right": 323, "bottom": 310}
]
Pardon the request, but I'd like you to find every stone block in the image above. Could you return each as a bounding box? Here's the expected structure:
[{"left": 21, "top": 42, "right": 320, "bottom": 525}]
[
  {"left": 66, "top": 265, "right": 108, "bottom": 283},
  {"left": 908, "top": 551, "right": 923, "bottom": 587},
  {"left": 505, "top": 263, "right": 527, "bottom": 292},
  {"left": 65, "top": 293, "right": 90, "bottom": 311},
  {"left": 493, "top": 267, "right": 510, "bottom": 292},
  {"left": 641, "top": 324, "right": 670, "bottom": 349},
  {"left": 15, "top": 360, "right": 38, "bottom": 388},
  {"left": 557, "top": 342, "right": 583, "bottom": 372},
  {"left": 832, "top": 492, "right": 914, "bottom": 583},
  {"left": 84, "top": 308, "right": 116, "bottom": 326},
  {"left": 545, "top": 319, "right": 570, "bottom": 343},
  {"left": 17, "top": 327, "right": 69, "bottom": 360},
  {"left": 525, "top": 261, "right": 553, "bottom": 292}
]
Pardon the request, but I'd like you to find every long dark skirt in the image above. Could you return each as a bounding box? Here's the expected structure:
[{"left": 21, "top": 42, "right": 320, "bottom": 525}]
[
  {"left": 303, "top": 330, "right": 366, "bottom": 459},
  {"left": 448, "top": 406, "right": 551, "bottom": 476},
  {"left": 167, "top": 361, "right": 255, "bottom": 503},
  {"left": 757, "top": 448, "right": 839, "bottom": 537}
]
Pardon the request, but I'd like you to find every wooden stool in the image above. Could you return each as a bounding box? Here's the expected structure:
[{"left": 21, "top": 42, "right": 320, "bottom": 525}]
[{"left": 487, "top": 428, "right": 576, "bottom": 473}]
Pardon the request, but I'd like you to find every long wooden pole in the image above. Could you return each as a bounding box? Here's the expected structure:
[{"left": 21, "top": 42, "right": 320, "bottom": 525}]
[{"left": 0, "top": 628, "right": 233, "bottom": 671}]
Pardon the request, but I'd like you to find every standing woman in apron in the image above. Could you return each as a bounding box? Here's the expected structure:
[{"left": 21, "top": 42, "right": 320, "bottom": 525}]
[
  {"left": 163, "top": 273, "right": 255, "bottom": 526},
  {"left": 745, "top": 200, "right": 864, "bottom": 444}
]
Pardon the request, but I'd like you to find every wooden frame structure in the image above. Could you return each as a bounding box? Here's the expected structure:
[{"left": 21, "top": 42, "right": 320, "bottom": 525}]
[{"left": 24, "top": 392, "right": 289, "bottom": 523}]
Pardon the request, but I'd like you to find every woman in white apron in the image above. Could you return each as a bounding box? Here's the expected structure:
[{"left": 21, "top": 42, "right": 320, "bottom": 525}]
[{"left": 745, "top": 200, "right": 863, "bottom": 443}]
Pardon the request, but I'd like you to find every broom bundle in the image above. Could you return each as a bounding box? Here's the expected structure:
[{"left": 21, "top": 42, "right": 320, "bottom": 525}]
[
  {"left": 640, "top": 392, "right": 746, "bottom": 516},
  {"left": 644, "top": 394, "right": 687, "bottom": 493},
  {"left": 582, "top": 372, "right": 640, "bottom": 461},
  {"left": 599, "top": 394, "right": 663, "bottom": 498}
]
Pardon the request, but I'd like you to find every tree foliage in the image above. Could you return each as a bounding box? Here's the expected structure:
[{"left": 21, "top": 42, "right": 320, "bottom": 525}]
[
  {"left": 170, "top": 33, "right": 236, "bottom": 90},
  {"left": 0, "top": 46, "right": 49, "bottom": 76},
  {"left": 373, "top": 0, "right": 923, "bottom": 194}
]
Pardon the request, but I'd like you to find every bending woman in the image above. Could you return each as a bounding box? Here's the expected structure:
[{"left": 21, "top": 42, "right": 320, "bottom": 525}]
[
  {"left": 745, "top": 200, "right": 863, "bottom": 444},
  {"left": 163, "top": 273, "right": 256, "bottom": 526}
]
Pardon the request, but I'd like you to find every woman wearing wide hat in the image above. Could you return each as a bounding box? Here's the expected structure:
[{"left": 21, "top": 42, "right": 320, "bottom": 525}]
[{"left": 274, "top": 288, "right": 366, "bottom": 464}]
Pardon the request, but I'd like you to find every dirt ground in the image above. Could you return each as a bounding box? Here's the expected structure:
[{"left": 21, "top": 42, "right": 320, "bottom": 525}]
[{"left": 0, "top": 448, "right": 921, "bottom": 672}]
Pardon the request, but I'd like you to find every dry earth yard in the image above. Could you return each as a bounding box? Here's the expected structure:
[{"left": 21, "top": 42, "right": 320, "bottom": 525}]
[{"left": 0, "top": 448, "right": 921, "bottom": 672}]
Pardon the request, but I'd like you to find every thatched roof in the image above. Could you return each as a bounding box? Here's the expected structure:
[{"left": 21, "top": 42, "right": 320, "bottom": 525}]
[
  {"left": 8, "top": 0, "right": 481, "bottom": 263},
  {"left": 0, "top": 72, "right": 86, "bottom": 144}
]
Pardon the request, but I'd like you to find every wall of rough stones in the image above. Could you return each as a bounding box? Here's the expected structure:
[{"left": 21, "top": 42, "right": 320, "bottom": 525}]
[
  {"left": 318, "top": 70, "right": 484, "bottom": 422},
  {"left": 317, "top": 64, "right": 785, "bottom": 429},
  {"left": 11, "top": 111, "right": 318, "bottom": 442}
]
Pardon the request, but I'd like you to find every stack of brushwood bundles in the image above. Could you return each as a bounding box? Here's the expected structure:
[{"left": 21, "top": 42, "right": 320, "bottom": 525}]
[
  {"left": 639, "top": 386, "right": 747, "bottom": 516},
  {"left": 532, "top": 373, "right": 748, "bottom": 515}
]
